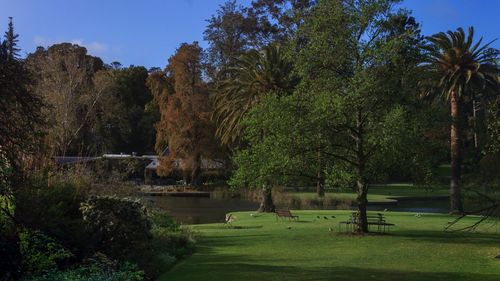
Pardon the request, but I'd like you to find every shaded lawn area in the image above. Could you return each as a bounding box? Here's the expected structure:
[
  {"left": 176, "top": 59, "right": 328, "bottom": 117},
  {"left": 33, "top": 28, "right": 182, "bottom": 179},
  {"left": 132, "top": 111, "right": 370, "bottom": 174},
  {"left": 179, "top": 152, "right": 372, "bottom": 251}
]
[
  {"left": 158, "top": 211, "right": 500, "bottom": 281},
  {"left": 290, "top": 183, "right": 449, "bottom": 203}
]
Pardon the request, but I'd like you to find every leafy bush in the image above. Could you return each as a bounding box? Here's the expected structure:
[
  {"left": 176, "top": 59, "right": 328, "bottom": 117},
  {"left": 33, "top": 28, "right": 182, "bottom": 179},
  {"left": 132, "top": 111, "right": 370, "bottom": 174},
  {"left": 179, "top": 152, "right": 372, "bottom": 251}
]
[
  {"left": 19, "top": 229, "right": 73, "bottom": 276},
  {"left": 12, "top": 177, "right": 195, "bottom": 280},
  {"left": 80, "top": 196, "right": 152, "bottom": 259},
  {"left": 14, "top": 179, "right": 89, "bottom": 257},
  {"left": 0, "top": 226, "right": 21, "bottom": 281},
  {"left": 136, "top": 216, "right": 195, "bottom": 277},
  {"left": 149, "top": 210, "right": 180, "bottom": 231},
  {"left": 24, "top": 259, "right": 144, "bottom": 281}
]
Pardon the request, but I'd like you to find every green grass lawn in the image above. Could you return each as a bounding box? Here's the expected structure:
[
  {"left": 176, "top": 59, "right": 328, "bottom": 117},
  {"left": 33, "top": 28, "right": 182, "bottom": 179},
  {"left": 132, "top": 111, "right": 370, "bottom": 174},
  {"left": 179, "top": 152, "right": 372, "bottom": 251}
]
[
  {"left": 158, "top": 211, "right": 500, "bottom": 281},
  {"left": 289, "top": 183, "right": 449, "bottom": 203}
]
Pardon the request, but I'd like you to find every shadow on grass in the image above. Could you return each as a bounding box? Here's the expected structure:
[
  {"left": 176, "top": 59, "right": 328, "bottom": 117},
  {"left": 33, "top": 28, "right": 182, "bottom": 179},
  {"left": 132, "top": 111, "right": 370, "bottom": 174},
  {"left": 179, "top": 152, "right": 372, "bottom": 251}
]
[
  {"left": 210, "top": 225, "right": 264, "bottom": 230},
  {"left": 162, "top": 262, "right": 499, "bottom": 281},
  {"left": 275, "top": 219, "right": 315, "bottom": 223},
  {"left": 195, "top": 234, "right": 271, "bottom": 248},
  {"left": 195, "top": 225, "right": 264, "bottom": 230},
  {"left": 395, "top": 230, "right": 500, "bottom": 246},
  {"left": 228, "top": 225, "right": 264, "bottom": 229}
]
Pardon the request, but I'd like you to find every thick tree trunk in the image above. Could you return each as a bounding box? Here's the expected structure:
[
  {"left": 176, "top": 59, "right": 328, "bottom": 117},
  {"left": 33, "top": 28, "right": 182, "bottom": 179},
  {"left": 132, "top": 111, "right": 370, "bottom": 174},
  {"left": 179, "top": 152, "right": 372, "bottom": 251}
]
[
  {"left": 258, "top": 185, "right": 275, "bottom": 212},
  {"left": 356, "top": 179, "right": 369, "bottom": 233},
  {"left": 355, "top": 109, "right": 368, "bottom": 233},
  {"left": 316, "top": 177, "right": 325, "bottom": 198},
  {"left": 450, "top": 91, "right": 463, "bottom": 214}
]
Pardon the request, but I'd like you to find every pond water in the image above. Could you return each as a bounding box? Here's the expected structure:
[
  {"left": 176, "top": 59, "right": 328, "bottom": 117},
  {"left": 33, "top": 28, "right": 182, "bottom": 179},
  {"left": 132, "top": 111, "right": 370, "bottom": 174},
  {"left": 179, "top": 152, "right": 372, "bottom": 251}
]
[
  {"left": 141, "top": 195, "right": 449, "bottom": 225},
  {"left": 141, "top": 196, "right": 259, "bottom": 224},
  {"left": 367, "top": 198, "right": 449, "bottom": 213}
]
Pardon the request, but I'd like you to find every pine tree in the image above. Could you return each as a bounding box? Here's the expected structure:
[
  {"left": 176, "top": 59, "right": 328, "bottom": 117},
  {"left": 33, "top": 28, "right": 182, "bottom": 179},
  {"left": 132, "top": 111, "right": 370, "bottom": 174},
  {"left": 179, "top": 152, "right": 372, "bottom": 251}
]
[{"left": 4, "top": 17, "right": 20, "bottom": 59}]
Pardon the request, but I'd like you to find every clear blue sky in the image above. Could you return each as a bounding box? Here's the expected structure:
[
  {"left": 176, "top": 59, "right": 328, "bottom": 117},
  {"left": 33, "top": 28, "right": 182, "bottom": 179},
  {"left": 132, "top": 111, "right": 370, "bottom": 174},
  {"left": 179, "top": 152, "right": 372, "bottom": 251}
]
[{"left": 1, "top": 0, "right": 499, "bottom": 69}]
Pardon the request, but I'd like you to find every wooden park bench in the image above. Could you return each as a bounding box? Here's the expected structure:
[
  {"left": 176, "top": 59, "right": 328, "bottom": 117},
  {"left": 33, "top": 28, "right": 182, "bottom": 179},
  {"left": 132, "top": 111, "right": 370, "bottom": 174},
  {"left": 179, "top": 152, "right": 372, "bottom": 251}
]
[
  {"left": 339, "top": 212, "right": 394, "bottom": 233},
  {"left": 275, "top": 209, "right": 299, "bottom": 221}
]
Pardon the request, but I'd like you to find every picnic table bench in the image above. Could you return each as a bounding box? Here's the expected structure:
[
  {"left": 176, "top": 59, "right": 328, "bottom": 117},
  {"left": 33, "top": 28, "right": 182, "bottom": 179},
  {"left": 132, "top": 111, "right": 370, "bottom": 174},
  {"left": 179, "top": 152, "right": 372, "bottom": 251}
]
[
  {"left": 339, "top": 212, "right": 394, "bottom": 233},
  {"left": 275, "top": 209, "right": 299, "bottom": 221}
]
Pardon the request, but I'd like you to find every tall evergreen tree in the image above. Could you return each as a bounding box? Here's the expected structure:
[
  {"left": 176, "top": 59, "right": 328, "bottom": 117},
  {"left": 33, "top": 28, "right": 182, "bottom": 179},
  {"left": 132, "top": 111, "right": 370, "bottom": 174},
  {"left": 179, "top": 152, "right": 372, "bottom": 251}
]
[
  {"left": 4, "top": 17, "right": 20, "bottom": 59},
  {"left": 0, "top": 17, "right": 43, "bottom": 215}
]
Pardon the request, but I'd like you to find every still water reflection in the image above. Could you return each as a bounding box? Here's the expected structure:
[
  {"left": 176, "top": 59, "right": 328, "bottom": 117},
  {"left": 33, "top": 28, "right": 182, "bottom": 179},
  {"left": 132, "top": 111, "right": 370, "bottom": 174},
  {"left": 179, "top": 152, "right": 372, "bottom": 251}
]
[{"left": 142, "top": 196, "right": 258, "bottom": 224}]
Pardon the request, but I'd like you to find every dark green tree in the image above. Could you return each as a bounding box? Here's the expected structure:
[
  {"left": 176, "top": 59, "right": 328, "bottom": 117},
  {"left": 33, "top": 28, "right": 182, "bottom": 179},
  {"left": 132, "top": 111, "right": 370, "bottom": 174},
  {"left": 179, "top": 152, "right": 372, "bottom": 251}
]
[
  {"left": 249, "top": 0, "right": 315, "bottom": 42},
  {"left": 92, "top": 66, "right": 159, "bottom": 154},
  {"left": 3, "top": 17, "right": 20, "bottom": 59},
  {"left": 204, "top": 0, "right": 312, "bottom": 81},
  {"left": 204, "top": 0, "right": 254, "bottom": 80},
  {"left": 1, "top": 20, "right": 43, "bottom": 279},
  {"left": 233, "top": 0, "right": 428, "bottom": 230},
  {"left": 0, "top": 18, "right": 43, "bottom": 187}
]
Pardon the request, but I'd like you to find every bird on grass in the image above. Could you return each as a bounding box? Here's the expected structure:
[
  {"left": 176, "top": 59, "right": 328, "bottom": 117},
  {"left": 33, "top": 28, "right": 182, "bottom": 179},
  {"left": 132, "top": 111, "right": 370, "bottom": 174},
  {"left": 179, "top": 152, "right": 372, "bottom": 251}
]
[
  {"left": 323, "top": 216, "right": 328, "bottom": 220},
  {"left": 317, "top": 216, "right": 321, "bottom": 219},
  {"left": 383, "top": 208, "right": 388, "bottom": 212},
  {"left": 414, "top": 213, "right": 423, "bottom": 218},
  {"left": 287, "top": 226, "right": 292, "bottom": 230},
  {"left": 331, "top": 215, "right": 336, "bottom": 219}
]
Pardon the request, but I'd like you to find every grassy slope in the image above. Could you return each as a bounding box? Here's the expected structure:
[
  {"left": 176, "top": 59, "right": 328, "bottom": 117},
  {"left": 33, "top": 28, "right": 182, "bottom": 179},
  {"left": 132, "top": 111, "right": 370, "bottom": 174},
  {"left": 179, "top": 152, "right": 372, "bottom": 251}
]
[
  {"left": 290, "top": 184, "right": 449, "bottom": 203},
  {"left": 289, "top": 164, "right": 453, "bottom": 202},
  {"left": 159, "top": 211, "right": 500, "bottom": 281}
]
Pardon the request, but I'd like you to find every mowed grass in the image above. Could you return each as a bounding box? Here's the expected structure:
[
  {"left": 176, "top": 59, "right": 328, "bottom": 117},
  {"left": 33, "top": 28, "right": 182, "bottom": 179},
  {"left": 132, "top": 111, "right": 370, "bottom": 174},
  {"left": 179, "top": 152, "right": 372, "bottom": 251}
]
[
  {"left": 290, "top": 183, "right": 449, "bottom": 203},
  {"left": 158, "top": 211, "right": 500, "bottom": 281}
]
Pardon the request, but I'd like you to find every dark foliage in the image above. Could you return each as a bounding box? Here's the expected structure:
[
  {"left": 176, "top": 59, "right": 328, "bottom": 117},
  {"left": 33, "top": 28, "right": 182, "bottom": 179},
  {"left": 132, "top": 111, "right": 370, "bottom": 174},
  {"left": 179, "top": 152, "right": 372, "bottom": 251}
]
[{"left": 80, "top": 196, "right": 152, "bottom": 260}]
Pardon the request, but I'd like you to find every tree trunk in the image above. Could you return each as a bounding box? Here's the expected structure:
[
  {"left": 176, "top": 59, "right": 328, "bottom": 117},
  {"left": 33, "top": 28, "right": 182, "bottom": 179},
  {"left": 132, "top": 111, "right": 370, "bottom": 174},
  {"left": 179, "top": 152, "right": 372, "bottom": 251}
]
[
  {"left": 356, "top": 179, "right": 369, "bottom": 233},
  {"left": 190, "top": 153, "right": 202, "bottom": 188},
  {"left": 473, "top": 99, "right": 478, "bottom": 148},
  {"left": 316, "top": 177, "right": 325, "bottom": 198},
  {"left": 316, "top": 149, "right": 324, "bottom": 197},
  {"left": 355, "top": 109, "right": 368, "bottom": 233},
  {"left": 258, "top": 185, "right": 275, "bottom": 212},
  {"left": 450, "top": 91, "right": 463, "bottom": 214}
]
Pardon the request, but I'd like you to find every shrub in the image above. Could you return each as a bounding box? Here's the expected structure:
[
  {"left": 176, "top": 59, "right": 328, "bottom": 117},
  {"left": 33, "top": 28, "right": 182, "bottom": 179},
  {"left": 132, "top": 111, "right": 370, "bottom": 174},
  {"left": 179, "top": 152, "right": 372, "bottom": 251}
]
[
  {"left": 149, "top": 210, "right": 180, "bottom": 231},
  {"left": 136, "top": 215, "right": 195, "bottom": 277},
  {"left": 14, "top": 179, "right": 89, "bottom": 258},
  {"left": 0, "top": 226, "right": 21, "bottom": 281},
  {"left": 13, "top": 176, "right": 195, "bottom": 280},
  {"left": 80, "top": 196, "right": 152, "bottom": 260},
  {"left": 24, "top": 259, "right": 144, "bottom": 281},
  {"left": 19, "top": 229, "right": 73, "bottom": 276}
]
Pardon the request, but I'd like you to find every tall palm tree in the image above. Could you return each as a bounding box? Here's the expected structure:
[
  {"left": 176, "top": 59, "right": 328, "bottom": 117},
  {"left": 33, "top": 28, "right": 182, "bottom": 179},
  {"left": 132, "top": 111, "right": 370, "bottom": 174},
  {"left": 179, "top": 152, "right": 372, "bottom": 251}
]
[
  {"left": 211, "top": 44, "right": 296, "bottom": 146},
  {"left": 424, "top": 27, "right": 500, "bottom": 213},
  {"left": 211, "top": 44, "right": 295, "bottom": 212}
]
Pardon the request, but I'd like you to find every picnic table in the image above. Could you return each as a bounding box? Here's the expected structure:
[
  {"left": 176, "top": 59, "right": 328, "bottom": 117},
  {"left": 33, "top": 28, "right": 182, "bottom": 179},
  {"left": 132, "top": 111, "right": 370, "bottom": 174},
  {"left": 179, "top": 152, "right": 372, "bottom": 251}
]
[{"left": 339, "top": 212, "right": 394, "bottom": 233}]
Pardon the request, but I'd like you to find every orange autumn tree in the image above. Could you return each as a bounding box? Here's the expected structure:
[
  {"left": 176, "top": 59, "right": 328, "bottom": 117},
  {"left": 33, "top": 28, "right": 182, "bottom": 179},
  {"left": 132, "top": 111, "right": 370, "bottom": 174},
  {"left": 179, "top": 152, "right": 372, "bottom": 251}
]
[{"left": 147, "top": 42, "right": 222, "bottom": 187}]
